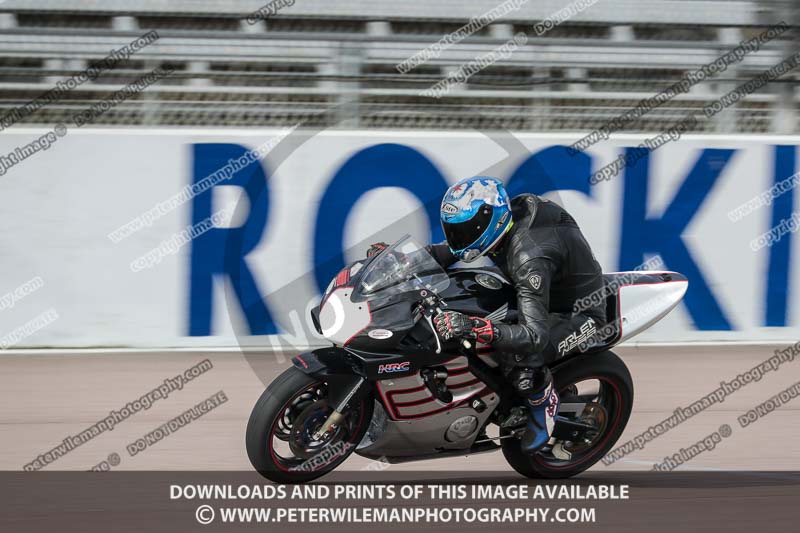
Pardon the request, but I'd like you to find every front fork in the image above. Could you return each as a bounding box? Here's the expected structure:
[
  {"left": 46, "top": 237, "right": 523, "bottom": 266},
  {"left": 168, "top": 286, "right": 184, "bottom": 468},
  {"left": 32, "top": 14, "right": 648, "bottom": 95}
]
[
  {"left": 291, "top": 349, "right": 373, "bottom": 441},
  {"left": 312, "top": 376, "right": 367, "bottom": 440}
]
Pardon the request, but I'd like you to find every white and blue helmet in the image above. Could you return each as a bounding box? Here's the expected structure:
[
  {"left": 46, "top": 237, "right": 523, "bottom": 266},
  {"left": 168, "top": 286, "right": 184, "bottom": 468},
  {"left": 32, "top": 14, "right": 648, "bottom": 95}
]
[{"left": 440, "top": 176, "right": 513, "bottom": 262}]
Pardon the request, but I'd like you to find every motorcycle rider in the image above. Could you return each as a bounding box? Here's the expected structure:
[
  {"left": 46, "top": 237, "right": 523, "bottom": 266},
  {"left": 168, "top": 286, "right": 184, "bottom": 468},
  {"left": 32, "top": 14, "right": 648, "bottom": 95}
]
[{"left": 368, "top": 176, "right": 606, "bottom": 452}]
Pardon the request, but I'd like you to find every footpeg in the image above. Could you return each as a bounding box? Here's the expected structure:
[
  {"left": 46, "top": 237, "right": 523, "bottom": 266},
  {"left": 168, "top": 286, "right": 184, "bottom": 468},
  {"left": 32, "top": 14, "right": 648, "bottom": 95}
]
[{"left": 500, "top": 407, "right": 527, "bottom": 429}]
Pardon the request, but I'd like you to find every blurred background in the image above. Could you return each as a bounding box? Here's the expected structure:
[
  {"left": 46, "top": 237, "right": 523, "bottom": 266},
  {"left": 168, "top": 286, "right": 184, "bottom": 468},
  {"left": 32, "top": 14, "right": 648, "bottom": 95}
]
[
  {"left": 0, "top": 0, "right": 799, "bottom": 132},
  {"left": 1, "top": 0, "right": 799, "bottom": 476}
]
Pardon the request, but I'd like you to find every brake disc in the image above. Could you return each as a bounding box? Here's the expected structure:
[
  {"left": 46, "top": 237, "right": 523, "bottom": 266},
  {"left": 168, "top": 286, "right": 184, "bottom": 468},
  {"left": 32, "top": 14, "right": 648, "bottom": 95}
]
[
  {"left": 275, "top": 390, "right": 318, "bottom": 441},
  {"left": 288, "top": 400, "right": 345, "bottom": 459},
  {"left": 563, "top": 403, "right": 608, "bottom": 455}
]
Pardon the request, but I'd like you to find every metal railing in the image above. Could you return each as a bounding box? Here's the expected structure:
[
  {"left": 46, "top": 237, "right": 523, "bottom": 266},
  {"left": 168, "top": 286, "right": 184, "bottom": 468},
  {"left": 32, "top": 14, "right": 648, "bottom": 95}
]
[{"left": 0, "top": 0, "right": 797, "bottom": 132}]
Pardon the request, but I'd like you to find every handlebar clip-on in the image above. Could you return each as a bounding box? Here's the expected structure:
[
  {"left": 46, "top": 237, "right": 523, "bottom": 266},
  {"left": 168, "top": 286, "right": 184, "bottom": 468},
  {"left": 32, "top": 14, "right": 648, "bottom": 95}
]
[
  {"left": 415, "top": 286, "right": 444, "bottom": 354},
  {"left": 416, "top": 287, "right": 474, "bottom": 355}
]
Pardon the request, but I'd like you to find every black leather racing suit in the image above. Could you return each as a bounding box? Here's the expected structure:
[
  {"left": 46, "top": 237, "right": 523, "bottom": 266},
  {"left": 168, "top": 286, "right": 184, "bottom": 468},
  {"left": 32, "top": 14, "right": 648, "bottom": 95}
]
[{"left": 429, "top": 193, "right": 606, "bottom": 371}]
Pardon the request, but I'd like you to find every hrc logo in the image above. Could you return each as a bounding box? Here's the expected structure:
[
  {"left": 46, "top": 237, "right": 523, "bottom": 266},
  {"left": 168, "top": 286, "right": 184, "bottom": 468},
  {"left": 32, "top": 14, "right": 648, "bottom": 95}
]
[{"left": 378, "top": 362, "right": 411, "bottom": 374}]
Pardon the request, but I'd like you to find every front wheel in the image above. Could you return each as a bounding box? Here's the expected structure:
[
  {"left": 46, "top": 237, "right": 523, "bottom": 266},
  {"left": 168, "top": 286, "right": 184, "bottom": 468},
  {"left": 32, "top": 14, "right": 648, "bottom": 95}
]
[
  {"left": 501, "top": 350, "right": 633, "bottom": 479},
  {"left": 246, "top": 367, "right": 373, "bottom": 483}
]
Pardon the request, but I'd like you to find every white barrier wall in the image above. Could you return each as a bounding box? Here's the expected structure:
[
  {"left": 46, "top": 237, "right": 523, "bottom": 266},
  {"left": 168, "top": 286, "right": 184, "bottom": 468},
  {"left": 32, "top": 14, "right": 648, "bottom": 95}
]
[{"left": 0, "top": 128, "right": 798, "bottom": 348}]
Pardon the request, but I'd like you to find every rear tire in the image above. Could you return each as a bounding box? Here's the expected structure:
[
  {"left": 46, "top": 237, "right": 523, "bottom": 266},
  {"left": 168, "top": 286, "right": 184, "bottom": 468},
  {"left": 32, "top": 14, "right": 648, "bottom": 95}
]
[
  {"left": 501, "top": 350, "right": 633, "bottom": 479},
  {"left": 246, "top": 367, "right": 372, "bottom": 483}
]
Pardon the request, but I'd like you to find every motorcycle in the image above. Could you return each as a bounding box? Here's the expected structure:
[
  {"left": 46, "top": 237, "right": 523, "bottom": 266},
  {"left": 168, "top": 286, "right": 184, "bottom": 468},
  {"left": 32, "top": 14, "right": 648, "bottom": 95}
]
[{"left": 246, "top": 235, "right": 688, "bottom": 483}]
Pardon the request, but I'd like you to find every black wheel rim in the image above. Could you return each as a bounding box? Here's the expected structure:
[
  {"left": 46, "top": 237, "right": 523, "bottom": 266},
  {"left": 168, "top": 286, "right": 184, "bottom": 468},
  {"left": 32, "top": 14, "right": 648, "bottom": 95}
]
[{"left": 268, "top": 381, "right": 365, "bottom": 473}]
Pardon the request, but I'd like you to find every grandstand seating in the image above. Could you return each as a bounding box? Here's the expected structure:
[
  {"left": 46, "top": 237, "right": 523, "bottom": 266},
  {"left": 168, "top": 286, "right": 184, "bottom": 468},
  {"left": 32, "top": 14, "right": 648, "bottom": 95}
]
[{"left": 0, "top": 0, "right": 796, "bottom": 132}]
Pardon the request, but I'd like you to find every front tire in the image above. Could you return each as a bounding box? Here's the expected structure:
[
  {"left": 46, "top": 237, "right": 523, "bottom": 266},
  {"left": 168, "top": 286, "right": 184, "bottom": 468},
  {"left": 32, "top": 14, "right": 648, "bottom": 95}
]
[
  {"left": 246, "top": 367, "right": 373, "bottom": 483},
  {"left": 501, "top": 350, "right": 633, "bottom": 479}
]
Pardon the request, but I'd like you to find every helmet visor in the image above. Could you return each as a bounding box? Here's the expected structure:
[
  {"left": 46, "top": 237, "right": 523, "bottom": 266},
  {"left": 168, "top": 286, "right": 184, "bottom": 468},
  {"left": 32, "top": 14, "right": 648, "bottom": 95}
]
[{"left": 442, "top": 206, "right": 494, "bottom": 251}]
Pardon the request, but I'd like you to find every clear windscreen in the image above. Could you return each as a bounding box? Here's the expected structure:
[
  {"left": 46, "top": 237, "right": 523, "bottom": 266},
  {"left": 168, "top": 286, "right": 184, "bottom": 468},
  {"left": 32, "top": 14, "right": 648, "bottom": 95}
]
[{"left": 354, "top": 235, "right": 449, "bottom": 301}]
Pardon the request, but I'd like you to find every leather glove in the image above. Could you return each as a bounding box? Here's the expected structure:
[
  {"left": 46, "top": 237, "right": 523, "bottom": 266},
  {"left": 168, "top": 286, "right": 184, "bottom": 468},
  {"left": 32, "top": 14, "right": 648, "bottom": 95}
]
[
  {"left": 433, "top": 311, "right": 495, "bottom": 344},
  {"left": 366, "top": 242, "right": 389, "bottom": 257}
]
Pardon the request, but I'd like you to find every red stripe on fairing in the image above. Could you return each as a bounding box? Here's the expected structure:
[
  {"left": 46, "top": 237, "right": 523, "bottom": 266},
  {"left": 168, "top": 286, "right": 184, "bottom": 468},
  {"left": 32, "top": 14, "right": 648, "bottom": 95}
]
[
  {"left": 392, "top": 387, "right": 493, "bottom": 420},
  {"left": 385, "top": 370, "right": 472, "bottom": 400},
  {"left": 375, "top": 355, "right": 488, "bottom": 419},
  {"left": 378, "top": 378, "right": 490, "bottom": 420},
  {"left": 448, "top": 378, "right": 481, "bottom": 390},
  {"left": 391, "top": 378, "right": 481, "bottom": 408},
  {"left": 335, "top": 268, "right": 350, "bottom": 286},
  {"left": 378, "top": 357, "right": 465, "bottom": 395},
  {"left": 393, "top": 395, "right": 436, "bottom": 408},
  {"left": 387, "top": 384, "right": 427, "bottom": 398}
]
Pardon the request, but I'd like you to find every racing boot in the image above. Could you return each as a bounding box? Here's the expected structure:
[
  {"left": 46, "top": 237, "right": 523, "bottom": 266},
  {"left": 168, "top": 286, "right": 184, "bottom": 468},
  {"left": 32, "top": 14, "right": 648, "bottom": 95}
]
[{"left": 512, "top": 367, "right": 560, "bottom": 453}]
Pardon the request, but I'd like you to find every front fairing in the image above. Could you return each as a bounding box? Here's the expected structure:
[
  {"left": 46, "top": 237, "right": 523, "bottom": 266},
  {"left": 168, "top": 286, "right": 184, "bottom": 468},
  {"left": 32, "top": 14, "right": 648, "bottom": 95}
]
[
  {"left": 314, "top": 236, "right": 448, "bottom": 351},
  {"left": 352, "top": 236, "right": 450, "bottom": 305}
]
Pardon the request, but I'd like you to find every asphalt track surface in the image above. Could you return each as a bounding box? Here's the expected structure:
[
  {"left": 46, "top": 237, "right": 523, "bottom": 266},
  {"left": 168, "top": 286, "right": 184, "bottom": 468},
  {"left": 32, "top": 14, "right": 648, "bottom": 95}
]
[{"left": 2, "top": 344, "right": 799, "bottom": 473}]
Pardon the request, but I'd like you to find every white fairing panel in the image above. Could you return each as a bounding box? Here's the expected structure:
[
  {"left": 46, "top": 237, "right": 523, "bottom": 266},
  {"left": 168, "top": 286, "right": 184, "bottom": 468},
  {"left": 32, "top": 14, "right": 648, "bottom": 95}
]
[
  {"left": 318, "top": 288, "right": 371, "bottom": 345},
  {"left": 617, "top": 280, "right": 689, "bottom": 343}
]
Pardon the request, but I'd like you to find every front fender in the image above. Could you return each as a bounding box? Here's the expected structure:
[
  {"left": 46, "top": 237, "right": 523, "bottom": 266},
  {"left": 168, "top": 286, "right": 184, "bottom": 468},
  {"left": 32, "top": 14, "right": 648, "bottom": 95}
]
[{"left": 291, "top": 347, "right": 371, "bottom": 411}]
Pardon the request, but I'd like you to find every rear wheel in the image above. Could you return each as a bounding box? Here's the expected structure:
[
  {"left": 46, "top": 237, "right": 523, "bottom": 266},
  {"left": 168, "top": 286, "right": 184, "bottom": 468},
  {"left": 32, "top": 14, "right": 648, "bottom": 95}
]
[
  {"left": 246, "top": 367, "right": 373, "bottom": 483},
  {"left": 501, "top": 350, "right": 633, "bottom": 479}
]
